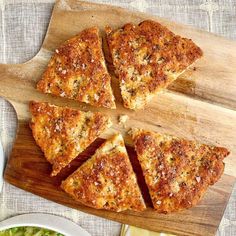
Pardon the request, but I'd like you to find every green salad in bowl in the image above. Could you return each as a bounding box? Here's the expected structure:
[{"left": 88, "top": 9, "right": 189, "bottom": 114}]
[
  {"left": 0, "top": 213, "right": 90, "bottom": 236},
  {"left": 0, "top": 226, "right": 64, "bottom": 236}
]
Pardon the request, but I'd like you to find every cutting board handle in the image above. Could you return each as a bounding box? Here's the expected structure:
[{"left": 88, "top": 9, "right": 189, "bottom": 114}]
[
  {"left": 0, "top": 0, "right": 60, "bottom": 118},
  {"left": 0, "top": 59, "right": 48, "bottom": 119},
  {"left": 0, "top": 0, "right": 62, "bottom": 117},
  {"left": 0, "top": 63, "right": 27, "bottom": 101}
]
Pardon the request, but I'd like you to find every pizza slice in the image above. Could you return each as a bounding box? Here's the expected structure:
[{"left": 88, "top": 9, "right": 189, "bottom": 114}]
[
  {"left": 29, "top": 101, "right": 112, "bottom": 176},
  {"left": 106, "top": 20, "right": 203, "bottom": 109},
  {"left": 130, "top": 129, "right": 229, "bottom": 213},
  {"left": 61, "top": 134, "right": 146, "bottom": 212},
  {"left": 37, "top": 27, "right": 116, "bottom": 109}
]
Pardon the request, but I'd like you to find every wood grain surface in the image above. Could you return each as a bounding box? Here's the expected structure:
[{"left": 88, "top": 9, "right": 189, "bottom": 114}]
[
  {"left": 4, "top": 121, "right": 236, "bottom": 236},
  {"left": 1, "top": 0, "right": 236, "bottom": 235}
]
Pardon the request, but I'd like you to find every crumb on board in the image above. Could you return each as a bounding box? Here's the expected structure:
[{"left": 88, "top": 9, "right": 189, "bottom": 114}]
[{"left": 118, "top": 114, "right": 129, "bottom": 126}]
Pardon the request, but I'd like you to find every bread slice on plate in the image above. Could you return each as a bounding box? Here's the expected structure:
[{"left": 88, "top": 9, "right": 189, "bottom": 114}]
[
  {"left": 29, "top": 101, "right": 112, "bottom": 176},
  {"left": 106, "top": 20, "right": 203, "bottom": 109},
  {"left": 130, "top": 128, "right": 229, "bottom": 213},
  {"left": 37, "top": 27, "right": 116, "bottom": 109},
  {"left": 61, "top": 134, "right": 146, "bottom": 212}
]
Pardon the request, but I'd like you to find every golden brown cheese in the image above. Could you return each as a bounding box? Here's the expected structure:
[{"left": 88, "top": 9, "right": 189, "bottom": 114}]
[
  {"left": 29, "top": 101, "right": 112, "bottom": 176},
  {"left": 130, "top": 129, "right": 229, "bottom": 213},
  {"left": 61, "top": 134, "right": 146, "bottom": 212},
  {"left": 106, "top": 20, "right": 203, "bottom": 109},
  {"left": 37, "top": 27, "right": 116, "bottom": 109}
]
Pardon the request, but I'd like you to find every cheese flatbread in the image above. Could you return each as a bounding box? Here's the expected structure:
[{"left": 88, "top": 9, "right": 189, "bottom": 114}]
[
  {"left": 29, "top": 101, "right": 112, "bottom": 176},
  {"left": 130, "top": 129, "right": 229, "bottom": 213},
  {"left": 37, "top": 27, "right": 116, "bottom": 109},
  {"left": 61, "top": 134, "right": 146, "bottom": 212},
  {"left": 106, "top": 20, "right": 203, "bottom": 109}
]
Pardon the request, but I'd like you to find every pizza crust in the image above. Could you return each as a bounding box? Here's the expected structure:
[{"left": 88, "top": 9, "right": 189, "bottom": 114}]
[
  {"left": 29, "top": 101, "right": 112, "bottom": 176},
  {"left": 106, "top": 20, "right": 203, "bottom": 109},
  {"left": 37, "top": 27, "right": 116, "bottom": 109},
  {"left": 130, "top": 128, "right": 229, "bottom": 213},
  {"left": 61, "top": 134, "right": 146, "bottom": 212}
]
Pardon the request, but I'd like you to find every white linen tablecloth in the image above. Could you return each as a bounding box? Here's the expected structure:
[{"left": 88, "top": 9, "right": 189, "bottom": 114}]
[{"left": 0, "top": 0, "right": 235, "bottom": 235}]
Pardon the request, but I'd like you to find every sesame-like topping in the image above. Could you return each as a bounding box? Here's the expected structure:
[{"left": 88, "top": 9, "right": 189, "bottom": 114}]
[
  {"left": 61, "top": 69, "right": 67, "bottom": 75},
  {"left": 94, "top": 94, "right": 100, "bottom": 101},
  {"left": 81, "top": 63, "right": 86, "bottom": 70},
  {"left": 118, "top": 114, "right": 129, "bottom": 126},
  {"left": 196, "top": 176, "right": 201, "bottom": 183},
  {"left": 54, "top": 123, "right": 61, "bottom": 132},
  {"left": 156, "top": 200, "right": 162, "bottom": 205},
  {"left": 60, "top": 91, "right": 66, "bottom": 97}
]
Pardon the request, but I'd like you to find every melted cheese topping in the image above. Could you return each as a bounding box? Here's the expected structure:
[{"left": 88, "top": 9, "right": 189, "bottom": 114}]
[
  {"left": 106, "top": 20, "right": 203, "bottom": 109},
  {"left": 61, "top": 134, "right": 146, "bottom": 212},
  {"left": 131, "top": 128, "right": 229, "bottom": 213},
  {"left": 37, "top": 27, "right": 116, "bottom": 109},
  {"left": 29, "top": 101, "right": 112, "bottom": 176}
]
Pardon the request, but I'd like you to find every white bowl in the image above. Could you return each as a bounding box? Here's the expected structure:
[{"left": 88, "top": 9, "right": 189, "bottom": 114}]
[{"left": 0, "top": 213, "right": 91, "bottom": 236}]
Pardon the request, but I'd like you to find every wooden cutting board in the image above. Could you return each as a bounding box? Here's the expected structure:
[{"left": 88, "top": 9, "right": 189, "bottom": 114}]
[{"left": 1, "top": 0, "right": 236, "bottom": 235}]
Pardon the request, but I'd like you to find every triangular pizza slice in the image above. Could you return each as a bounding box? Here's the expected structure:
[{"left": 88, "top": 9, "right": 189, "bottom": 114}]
[
  {"left": 61, "top": 134, "right": 146, "bottom": 212},
  {"left": 37, "top": 27, "right": 116, "bottom": 109},
  {"left": 130, "top": 129, "right": 229, "bottom": 213},
  {"left": 29, "top": 101, "right": 112, "bottom": 176},
  {"left": 106, "top": 20, "right": 203, "bottom": 109}
]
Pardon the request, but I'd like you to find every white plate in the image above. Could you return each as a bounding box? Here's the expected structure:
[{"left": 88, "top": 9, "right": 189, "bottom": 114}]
[
  {"left": 0, "top": 140, "right": 4, "bottom": 192},
  {"left": 0, "top": 213, "right": 91, "bottom": 236}
]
